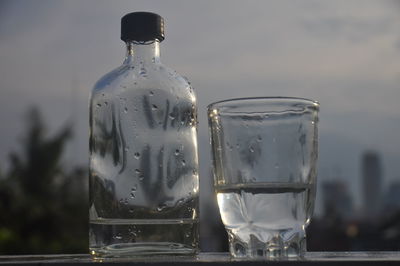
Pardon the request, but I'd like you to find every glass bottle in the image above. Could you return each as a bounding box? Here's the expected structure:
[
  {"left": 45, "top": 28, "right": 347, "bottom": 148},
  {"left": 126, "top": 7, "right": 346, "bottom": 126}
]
[{"left": 89, "top": 12, "right": 199, "bottom": 258}]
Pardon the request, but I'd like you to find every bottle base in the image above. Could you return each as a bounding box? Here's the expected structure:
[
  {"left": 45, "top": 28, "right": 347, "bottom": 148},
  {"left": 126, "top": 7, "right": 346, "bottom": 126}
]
[{"left": 90, "top": 242, "right": 197, "bottom": 258}]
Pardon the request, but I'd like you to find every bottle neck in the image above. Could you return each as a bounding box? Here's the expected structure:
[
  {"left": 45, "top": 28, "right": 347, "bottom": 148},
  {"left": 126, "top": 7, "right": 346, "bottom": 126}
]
[{"left": 124, "top": 40, "right": 161, "bottom": 65}]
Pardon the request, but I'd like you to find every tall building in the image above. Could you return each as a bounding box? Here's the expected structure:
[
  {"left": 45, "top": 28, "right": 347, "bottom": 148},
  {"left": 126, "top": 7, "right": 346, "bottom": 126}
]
[
  {"left": 322, "top": 180, "right": 353, "bottom": 219},
  {"left": 362, "top": 151, "right": 382, "bottom": 218},
  {"left": 383, "top": 181, "right": 400, "bottom": 215}
]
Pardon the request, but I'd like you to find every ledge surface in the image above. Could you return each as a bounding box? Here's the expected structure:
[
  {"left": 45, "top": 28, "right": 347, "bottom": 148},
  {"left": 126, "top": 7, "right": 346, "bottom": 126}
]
[{"left": 1, "top": 252, "right": 400, "bottom": 265}]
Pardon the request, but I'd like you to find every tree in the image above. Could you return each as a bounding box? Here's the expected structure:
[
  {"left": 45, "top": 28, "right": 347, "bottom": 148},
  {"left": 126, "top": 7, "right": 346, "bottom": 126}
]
[{"left": 0, "top": 107, "right": 88, "bottom": 254}]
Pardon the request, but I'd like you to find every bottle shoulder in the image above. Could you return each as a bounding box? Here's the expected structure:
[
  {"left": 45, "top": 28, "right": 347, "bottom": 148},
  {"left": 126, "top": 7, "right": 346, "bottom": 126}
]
[
  {"left": 155, "top": 64, "right": 193, "bottom": 89},
  {"left": 92, "top": 65, "right": 128, "bottom": 94},
  {"left": 91, "top": 63, "right": 195, "bottom": 99}
]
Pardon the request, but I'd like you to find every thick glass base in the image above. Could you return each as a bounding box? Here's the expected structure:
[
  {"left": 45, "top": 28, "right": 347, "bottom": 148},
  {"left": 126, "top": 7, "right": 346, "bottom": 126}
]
[
  {"left": 90, "top": 242, "right": 197, "bottom": 258},
  {"left": 228, "top": 229, "right": 306, "bottom": 260}
]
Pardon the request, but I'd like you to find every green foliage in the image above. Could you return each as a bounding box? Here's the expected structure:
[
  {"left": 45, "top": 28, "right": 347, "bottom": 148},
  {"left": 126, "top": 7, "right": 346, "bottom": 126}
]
[{"left": 0, "top": 107, "right": 88, "bottom": 254}]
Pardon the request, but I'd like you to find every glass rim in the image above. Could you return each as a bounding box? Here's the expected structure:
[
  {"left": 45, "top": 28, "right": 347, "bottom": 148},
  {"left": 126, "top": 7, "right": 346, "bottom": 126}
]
[{"left": 207, "top": 96, "right": 319, "bottom": 110}]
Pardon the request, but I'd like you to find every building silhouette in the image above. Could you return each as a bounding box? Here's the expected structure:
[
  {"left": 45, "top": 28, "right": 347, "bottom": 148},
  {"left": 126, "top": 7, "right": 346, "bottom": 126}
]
[
  {"left": 362, "top": 151, "right": 382, "bottom": 219},
  {"left": 383, "top": 181, "right": 400, "bottom": 215},
  {"left": 322, "top": 180, "right": 353, "bottom": 219}
]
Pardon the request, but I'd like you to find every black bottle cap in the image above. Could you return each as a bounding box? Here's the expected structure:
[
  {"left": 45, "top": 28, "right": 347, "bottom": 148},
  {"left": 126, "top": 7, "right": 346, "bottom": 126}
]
[{"left": 121, "top": 12, "right": 165, "bottom": 42}]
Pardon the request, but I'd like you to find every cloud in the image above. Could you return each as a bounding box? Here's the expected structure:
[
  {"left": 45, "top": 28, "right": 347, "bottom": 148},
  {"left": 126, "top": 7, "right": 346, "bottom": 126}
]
[{"left": 301, "top": 17, "right": 394, "bottom": 42}]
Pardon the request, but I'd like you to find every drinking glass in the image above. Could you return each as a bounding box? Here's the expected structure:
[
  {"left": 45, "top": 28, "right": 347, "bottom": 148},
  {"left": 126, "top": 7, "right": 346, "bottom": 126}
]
[{"left": 207, "top": 97, "right": 319, "bottom": 260}]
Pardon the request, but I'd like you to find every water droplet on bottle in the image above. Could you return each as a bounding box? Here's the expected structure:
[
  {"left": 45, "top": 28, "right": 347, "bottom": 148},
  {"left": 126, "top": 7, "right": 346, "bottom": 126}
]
[
  {"left": 131, "top": 184, "right": 137, "bottom": 192},
  {"left": 256, "top": 135, "right": 262, "bottom": 142},
  {"left": 181, "top": 159, "right": 186, "bottom": 166},
  {"left": 149, "top": 91, "right": 154, "bottom": 96},
  {"left": 139, "top": 174, "right": 144, "bottom": 181},
  {"left": 124, "top": 107, "right": 128, "bottom": 113},
  {"left": 185, "top": 233, "right": 191, "bottom": 238},
  {"left": 169, "top": 243, "right": 180, "bottom": 249},
  {"left": 157, "top": 204, "right": 167, "bottom": 211},
  {"left": 175, "top": 149, "right": 180, "bottom": 156},
  {"left": 249, "top": 146, "right": 255, "bottom": 153},
  {"left": 151, "top": 57, "right": 156, "bottom": 63},
  {"left": 169, "top": 113, "right": 176, "bottom": 120},
  {"left": 151, "top": 104, "right": 158, "bottom": 110},
  {"left": 129, "top": 229, "right": 136, "bottom": 236},
  {"left": 114, "top": 234, "right": 122, "bottom": 240},
  {"left": 192, "top": 169, "right": 197, "bottom": 175},
  {"left": 139, "top": 67, "right": 147, "bottom": 76},
  {"left": 134, "top": 152, "right": 140, "bottom": 159},
  {"left": 134, "top": 107, "right": 138, "bottom": 112},
  {"left": 274, "top": 163, "right": 279, "bottom": 169},
  {"left": 96, "top": 103, "right": 101, "bottom": 108},
  {"left": 129, "top": 208, "right": 134, "bottom": 213},
  {"left": 299, "top": 133, "right": 306, "bottom": 145},
  {"left": 104, "top": 101, "right": 108, "bottom": 106},
  {"left": 130, "top": 192, "right": 136, "bottom": 198},
  {"left": 177, "top": 199, "right": 185, "bottom": 205},
  {"left": 236, "top": 143, "right": 240, "bottom": 149},
  {"left": 135, "top": 169, "right": 141, "bottom": 174},
  {"left": 183, "top": 76, "right": 191, "bottom": 85}
]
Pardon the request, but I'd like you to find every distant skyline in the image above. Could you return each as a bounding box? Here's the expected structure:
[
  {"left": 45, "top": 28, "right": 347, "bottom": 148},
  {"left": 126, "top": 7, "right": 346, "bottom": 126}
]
[
  {"left": 1, "top": 0, "right": 400, "bottom": 215},
  {"left": 321, "top": 150, "right": 393, "bottom": 219}
]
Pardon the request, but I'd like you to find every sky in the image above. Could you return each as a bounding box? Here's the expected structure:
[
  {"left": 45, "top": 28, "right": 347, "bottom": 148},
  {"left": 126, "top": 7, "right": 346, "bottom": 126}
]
[{"left": 0, "top": 0, "right": 400, "bottom": 216}]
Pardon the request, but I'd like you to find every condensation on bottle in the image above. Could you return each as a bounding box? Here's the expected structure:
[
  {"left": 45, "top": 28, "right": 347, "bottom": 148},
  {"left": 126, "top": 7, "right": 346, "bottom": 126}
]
[{"left": 88, "top": 12, "right": 199, "bottom": 258}]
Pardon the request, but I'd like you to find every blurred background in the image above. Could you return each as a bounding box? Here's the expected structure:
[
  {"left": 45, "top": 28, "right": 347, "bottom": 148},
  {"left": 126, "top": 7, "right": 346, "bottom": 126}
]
[{"left": 1, "top": 0, "right": 400, "bottom": 254}]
